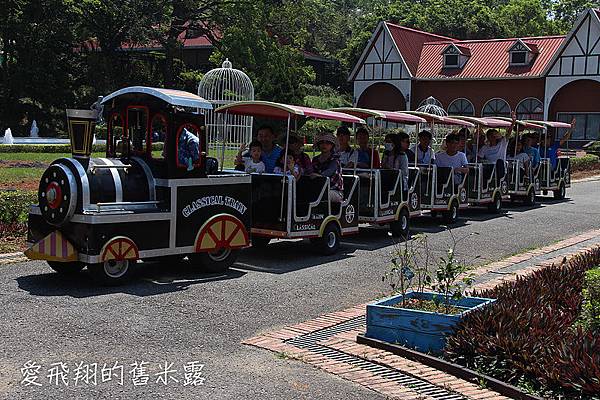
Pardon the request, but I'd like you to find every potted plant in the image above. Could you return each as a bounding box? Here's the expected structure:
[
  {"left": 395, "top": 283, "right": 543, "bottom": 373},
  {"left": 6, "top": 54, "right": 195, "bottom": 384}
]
[{"left": 367, "top": 230, "right": 496, "bottom": 354}]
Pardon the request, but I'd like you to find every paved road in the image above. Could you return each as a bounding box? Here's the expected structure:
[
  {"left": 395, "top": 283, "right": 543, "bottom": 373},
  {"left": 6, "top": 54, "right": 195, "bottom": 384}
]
[{"left": 1, "top": 179, "right": 599, "bottom": 400}]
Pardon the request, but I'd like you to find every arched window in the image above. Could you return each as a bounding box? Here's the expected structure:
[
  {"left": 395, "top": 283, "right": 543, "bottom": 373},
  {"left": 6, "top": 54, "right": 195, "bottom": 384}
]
[
  {"left": 482, "top": 98, "right": 511, "bottom": 118},
  {"left": 447, "top": 98, "right": 475, "bottom": 116},
  {"left": 151, "top": 114, "right": 168, "bottom": 159},
  {"left": 516, "top": 98, "right": 543, "bottom": 121}
]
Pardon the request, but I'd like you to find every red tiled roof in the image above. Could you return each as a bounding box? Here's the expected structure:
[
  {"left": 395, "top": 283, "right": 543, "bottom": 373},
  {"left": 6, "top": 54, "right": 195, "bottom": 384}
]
[
  {"left": 415, "top": 36, "right": 565, "bottom": 79},
  {"left": 385, "top": 22, "right": 454, "bottom": 75},
  {"left": 122, "top": 29, "right": 215, "bottom": 50}
]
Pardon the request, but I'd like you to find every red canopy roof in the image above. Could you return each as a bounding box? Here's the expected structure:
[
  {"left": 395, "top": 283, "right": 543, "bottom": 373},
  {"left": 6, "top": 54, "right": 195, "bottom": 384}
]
[
  {"left": 330, "top": 108, "right": 426, "bottom": 124},
  {"left": 402, "top": 111, "right": 475, "bottom": 127},
  {"left": 215, "top": 101, "right": 365, "bottom": 124},
  {"left": 524, "top": 120, "right": 572, "bottom": 129},
  {"left": 452, "top": 116, "right": 512, "bottom": 128},
  {"left": 415, "top": 36, "right": 565, "bottom": 79}
]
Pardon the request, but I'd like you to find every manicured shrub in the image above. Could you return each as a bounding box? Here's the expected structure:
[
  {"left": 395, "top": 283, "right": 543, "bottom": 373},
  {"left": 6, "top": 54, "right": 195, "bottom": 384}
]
[
  {"left": 571, "top": 154, "right": 600, "bottom": 172},
  {"left": 445, "top": 247, "right": 600, "bottom": 398},
  {"left": 580, "top": 267, "right": 600, "bottom": 332},
  {"left": 0, "top": 190, "right": 37, "bottom": 224}
]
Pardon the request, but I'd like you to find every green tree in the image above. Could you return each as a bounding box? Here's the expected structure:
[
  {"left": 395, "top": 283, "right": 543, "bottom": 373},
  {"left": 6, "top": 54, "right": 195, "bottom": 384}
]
[{"left": 210, "top": 1, "right": 315, "bottom": 104}]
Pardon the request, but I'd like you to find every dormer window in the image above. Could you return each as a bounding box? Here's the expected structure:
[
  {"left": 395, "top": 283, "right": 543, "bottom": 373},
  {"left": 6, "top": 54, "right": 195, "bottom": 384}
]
[
  {"left": 442, "top": 43, "right": 470, "bottom": 69},
  {"left": 445, "top": 54, "right": 459, "bottom": 67},
  {"left": 508, "top": 39, "right": 537, "bottom": 66},
  {"left": 511, "top": 51, "right": 527, "bottom": 65}
]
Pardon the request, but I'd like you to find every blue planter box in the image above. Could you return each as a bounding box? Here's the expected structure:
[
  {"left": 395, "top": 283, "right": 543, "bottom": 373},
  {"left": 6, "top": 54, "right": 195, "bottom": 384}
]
[{"left": 366, "top": 291, "right": 496, "bottom": 354}]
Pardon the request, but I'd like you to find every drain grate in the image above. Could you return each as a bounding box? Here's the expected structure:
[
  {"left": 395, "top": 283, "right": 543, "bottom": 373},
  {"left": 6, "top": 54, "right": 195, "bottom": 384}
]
[{"left": 286, "top": 316, "right": 466, "bottom": 400}]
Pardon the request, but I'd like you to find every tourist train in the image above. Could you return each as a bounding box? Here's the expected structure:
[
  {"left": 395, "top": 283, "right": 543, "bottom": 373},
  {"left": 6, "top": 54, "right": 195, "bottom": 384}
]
[{"left": 24, "top": 86, "right": 572, "bottom": 285}]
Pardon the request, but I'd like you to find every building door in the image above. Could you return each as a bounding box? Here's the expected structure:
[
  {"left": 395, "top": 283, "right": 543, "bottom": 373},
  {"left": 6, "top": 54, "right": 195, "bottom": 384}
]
[
  {"left": 549, "top": 79, "right": 600, "bottom": 148},
  {"left": 357, "top": 83, "right": 406, "bottom": 111}
]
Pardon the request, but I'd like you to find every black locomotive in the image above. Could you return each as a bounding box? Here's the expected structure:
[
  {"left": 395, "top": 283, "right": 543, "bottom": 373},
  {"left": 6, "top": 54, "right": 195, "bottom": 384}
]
[{"left": 25, "top": 87, "right": 252, "bottom": 284}]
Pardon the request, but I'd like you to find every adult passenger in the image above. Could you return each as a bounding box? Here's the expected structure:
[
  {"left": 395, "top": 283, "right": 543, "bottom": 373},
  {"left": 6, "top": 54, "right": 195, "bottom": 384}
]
[
  {"left": 235, "top": 125, "right": 282, "bottom": 173},
  {"left": 540, "top": 118, "right": 575, "bottom": 169},
  {"left": 381, "top": 132, "right": 409, "bottom": 189},
  {"left": 410, "top": 130, "right": 435, "bottom": 164},
  {"left": 523, "top": 133, "right": 541, "bottom": 168},
  {"left": 283, "top": 134, "right": 313, "bottom": 175},
  {"left": 435, "top": 133, "right": 469, "bottom": 186},
  {"left": 337, "top": 125, "right": 358, "bottom": 168},
  {"left": 355, "top": 126, "right": 380, "bottom": 169},
  {"left": 311, "top": 133, "right": 344, "bottom": 203}
]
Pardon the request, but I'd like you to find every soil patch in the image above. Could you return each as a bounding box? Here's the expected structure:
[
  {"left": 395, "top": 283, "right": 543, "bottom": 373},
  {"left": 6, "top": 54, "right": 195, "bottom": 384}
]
[{"left": 390, "top": 298, "right": 463, "bottom": 315}]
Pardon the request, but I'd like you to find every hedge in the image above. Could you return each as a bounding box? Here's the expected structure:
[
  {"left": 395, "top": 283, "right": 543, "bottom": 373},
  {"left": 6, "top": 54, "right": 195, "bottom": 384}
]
[
  {"left": 571, "top": 154, "right": 600, "bottom": 172},
  {"left": 0, "top": 143, "right": 163, "bottom": 153},
  {"left": 0, "top": 190, "right": 37, "bottom": 224}
]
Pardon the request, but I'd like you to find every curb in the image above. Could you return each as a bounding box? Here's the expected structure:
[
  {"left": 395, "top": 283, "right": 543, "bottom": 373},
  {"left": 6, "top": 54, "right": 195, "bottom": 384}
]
[
  {"left": 243, "top": 229, "right": 600, "bottom": 400},
  {"left": 0, "top": 252, "right": 27, "bottom": 265}
]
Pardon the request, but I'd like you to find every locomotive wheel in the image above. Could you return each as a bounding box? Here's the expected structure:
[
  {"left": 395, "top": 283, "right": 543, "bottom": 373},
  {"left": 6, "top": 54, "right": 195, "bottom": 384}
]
[
  {"left": 251, "top": 236, "right": 271, "bottom": 249},
  {"left": 38, "top": 164, "right": 77, "bottom": 226},
  {"left": 442, "top": 201, "right": 459, "bottom": 224},
  {"left": 313, "top": 222, "right": 340, "bottom": 256},
  {"left": 47, "top": 261, "right": 84, "bottom": 275},
  {"left": 189, "top": 249, "right": 239, "bottom": 273},
  {"left": 390, "top": 208, "right": 410, "bottom": 240},
  {"left": 553, "top": 183, "right": 566, "bottom": 200},
  {"left": 524, "top": 188, "right": 536, "bottom": 206},
  {"left": 487, "top": 193, "right": 502, "bottom": 214},
  {"left": 88, "top": 259, "right": 135, "bottom": 286}
]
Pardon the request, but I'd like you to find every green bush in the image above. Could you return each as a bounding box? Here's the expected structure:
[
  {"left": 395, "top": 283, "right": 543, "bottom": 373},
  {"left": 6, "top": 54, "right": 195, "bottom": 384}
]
[
  {"left": 445, "top": 246, "right": 600, "bottom": 398},
  {"left": 0, "top": 143, "right": 163, "bottom": 153},
  {"left": 571, "top": 154, "right": 600, "bottom": 172},
  {"left": 580, "top": 267, "right": 600, "bottom": 332},
  {"left": 0, "top": 190, "right": 37, "bottom": 224}
]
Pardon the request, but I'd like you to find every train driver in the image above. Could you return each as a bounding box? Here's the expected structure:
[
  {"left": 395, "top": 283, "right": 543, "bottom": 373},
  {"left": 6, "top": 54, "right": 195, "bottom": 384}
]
[{"left": 178, "top": 127, "right": 200, "bottom": 171}]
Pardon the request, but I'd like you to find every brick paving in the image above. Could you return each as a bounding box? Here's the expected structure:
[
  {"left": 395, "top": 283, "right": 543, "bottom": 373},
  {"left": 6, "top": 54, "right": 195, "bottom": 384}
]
[{"left": 243, "top": 229, "right": 600, "bottom": 400}]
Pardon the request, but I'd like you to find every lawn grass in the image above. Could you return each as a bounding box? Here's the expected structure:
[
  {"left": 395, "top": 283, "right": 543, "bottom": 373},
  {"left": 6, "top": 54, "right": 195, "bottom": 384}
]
[
  {"left": 0, "top": 152, "right": 106, "bottom": 163},
  {"left": 0, "top": 167, "right": 46, "bottom": 184},
  {"left": 0, "top": 149, "right": 240, "bottom": 186}
]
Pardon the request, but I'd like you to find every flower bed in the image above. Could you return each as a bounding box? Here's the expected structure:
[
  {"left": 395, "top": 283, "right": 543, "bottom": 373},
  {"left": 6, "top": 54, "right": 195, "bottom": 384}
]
[{"left": 445, "top": 247, "right": 600, "bottom": 399}]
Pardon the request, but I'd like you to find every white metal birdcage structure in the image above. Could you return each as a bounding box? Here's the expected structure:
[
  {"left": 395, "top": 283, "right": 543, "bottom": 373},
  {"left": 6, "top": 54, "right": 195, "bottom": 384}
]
[{"left": 198, "top": 59, "right": 254, "bottom": 151}]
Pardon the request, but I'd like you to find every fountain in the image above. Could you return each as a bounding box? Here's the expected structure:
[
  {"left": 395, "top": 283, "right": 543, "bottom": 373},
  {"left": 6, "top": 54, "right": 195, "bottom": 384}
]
[
  {"left": 3, "top": 128, "right": 14, "bottom": 144},
  {"left": 30, "top": 120, "right": 39, "bottom": 137}
]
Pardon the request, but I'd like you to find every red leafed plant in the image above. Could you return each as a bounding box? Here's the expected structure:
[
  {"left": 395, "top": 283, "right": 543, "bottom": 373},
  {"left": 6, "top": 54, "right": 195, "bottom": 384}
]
[{"left": 445, "top": 247, "right": 600, "bottom": 398}]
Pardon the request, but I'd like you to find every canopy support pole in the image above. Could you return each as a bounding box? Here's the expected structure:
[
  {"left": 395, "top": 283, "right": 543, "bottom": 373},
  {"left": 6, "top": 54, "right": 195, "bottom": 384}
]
[{"left": 279, "top": 114, "right": 291, "bottom": 223}]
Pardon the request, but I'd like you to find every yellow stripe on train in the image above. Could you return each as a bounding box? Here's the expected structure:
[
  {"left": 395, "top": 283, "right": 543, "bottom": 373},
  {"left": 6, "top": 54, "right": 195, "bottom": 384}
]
[{"left": 24, "top": 231, "right": 78, "bottom": 262}]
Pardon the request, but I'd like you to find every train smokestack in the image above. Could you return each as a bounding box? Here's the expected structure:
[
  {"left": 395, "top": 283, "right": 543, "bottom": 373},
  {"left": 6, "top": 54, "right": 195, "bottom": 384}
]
[{"left": 66, "top": 109, "right": 97, "bottom": 159}]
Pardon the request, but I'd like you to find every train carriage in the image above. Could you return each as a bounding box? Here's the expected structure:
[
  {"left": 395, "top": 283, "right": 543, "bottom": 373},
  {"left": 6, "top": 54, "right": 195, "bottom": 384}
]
[
  {"left": 330, "top": 107, "right": 427, "bottom": 238},
  {"left": 524, "top": 120, "right": 572, "bottom": 200},
  {"left": 452, "top": 116, "right": 518, "bottom": 210},
  {"left": 214, "top": 101, "right": 363, "bottom": 255},
  {"left": 25, "top": 86, "right": 253, "bottom": 284},
  {"left": 503, "top": 119, "right": 546, "bottom": 205},
  {"left": 403, "top": 112, "right": 475, "bottom": 223}
]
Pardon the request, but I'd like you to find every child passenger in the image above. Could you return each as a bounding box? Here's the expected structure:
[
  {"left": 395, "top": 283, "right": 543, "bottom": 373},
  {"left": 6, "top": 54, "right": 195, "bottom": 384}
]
[
  {"left": 235, "top": 140, "right": 265, "bottom": 173},
  {"left": 274, "top": 150, "right": 301, "bottom": 180}
]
